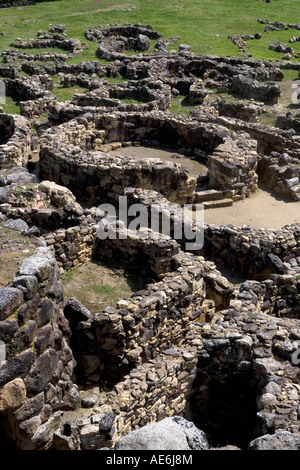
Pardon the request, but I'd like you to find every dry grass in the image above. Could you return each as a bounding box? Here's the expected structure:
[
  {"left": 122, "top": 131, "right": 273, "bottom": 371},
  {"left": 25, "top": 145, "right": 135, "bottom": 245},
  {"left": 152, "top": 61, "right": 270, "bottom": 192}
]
[{"left": 60, "top": 258, "right": 146, "bottom": 314}]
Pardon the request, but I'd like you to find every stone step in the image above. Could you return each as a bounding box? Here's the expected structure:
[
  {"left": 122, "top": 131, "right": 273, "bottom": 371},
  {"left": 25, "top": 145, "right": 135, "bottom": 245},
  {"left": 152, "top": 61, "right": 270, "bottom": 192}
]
[
  {"left": 194, "top": 189, "right": 231, "bottom": 203},
  {"left": 203, "top": 198, "right": 234, "bottom": 209}
]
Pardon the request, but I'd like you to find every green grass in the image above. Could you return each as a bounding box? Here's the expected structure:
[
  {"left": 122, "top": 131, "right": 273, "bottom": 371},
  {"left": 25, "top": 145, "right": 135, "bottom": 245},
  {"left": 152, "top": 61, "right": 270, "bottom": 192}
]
[
  {"left": 257, "top": 111, "right": 277, "bottom": 127},
  {"left": 0, "top": 0, "right": 299, "bottom": 63},
  {"left": 120, "top": 97, "right": 147, "bottom": 104},
  {"left": 91, "top": 284, "right": 116, "bottom": 294},
  {"left": 52, "top": 85, "right": 89, "bottom": 102},
  {"left": 169, "top": 95, "right": 198, "bottom": 116},
  {"left": 105, "top": 76, "right": 130, "bottom": 84},
  {"left": 60, "top": 269, "right": 74, "bottom": 282},
  {"left": 281, "top": 69, "right": 300, "bottom": 82},
  {"left": 1, "top": 95, "right": 20, "bottom": 114},
  {"left": 9, "top": 46, "right": 68, "bottom": 55}
]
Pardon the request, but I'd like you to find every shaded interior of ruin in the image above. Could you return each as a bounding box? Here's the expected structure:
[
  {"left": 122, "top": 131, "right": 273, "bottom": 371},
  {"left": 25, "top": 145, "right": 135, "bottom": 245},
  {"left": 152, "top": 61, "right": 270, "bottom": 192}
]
[
  {"left": 0, "top": 412, "right": 19, "bottom": 450},
  {"left": 188, "top": 363, "right": 261, "bottom": 449},
  {"left": 0, "top": 115, "right": 14, "bottom": 145}
]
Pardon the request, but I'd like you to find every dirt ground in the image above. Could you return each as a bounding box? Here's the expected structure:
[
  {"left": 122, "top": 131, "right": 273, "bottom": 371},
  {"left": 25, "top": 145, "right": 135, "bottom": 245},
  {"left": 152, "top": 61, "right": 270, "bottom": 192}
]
[
  {"left": 60, "top": 258, "right": 146, "bottom": 314},
  {"left": 203, "top": 182, "right": 300, "bottom": 229}
]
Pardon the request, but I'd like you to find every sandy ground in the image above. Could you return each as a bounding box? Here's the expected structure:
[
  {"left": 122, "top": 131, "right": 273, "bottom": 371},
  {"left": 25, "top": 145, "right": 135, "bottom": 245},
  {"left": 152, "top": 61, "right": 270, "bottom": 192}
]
[{"left": 203, "top": 183, "right": 300, "bottom": 230}]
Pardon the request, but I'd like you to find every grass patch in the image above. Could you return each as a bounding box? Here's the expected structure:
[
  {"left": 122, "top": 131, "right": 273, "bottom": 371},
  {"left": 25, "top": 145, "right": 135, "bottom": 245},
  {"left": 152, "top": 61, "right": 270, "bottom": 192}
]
[
  {"left": 169, "top": 95, "right": 198, "bottom": 116},
  {"left": 281, "top": 69, "right": 300, "bottom": 82},
  {"left": 1, "top": 95, "right": 21, "bottom": 115},
  {"left": 52, "top": 85, "right": 89, "bottom": 102},
  {"left": 10, "top": 46, "right": 69, "bottom": 56},
  {"left": 120, "top": 97, "right": 147, "bottom": 105},
  {"left": 257, "top": 111, "right": 277, "bottom": 127},
  {"left": 91, "top": 284, "right": 116, "bottom": 294},
  {"left": 60, "top": 258, "right": 145, "bottom": 314}
]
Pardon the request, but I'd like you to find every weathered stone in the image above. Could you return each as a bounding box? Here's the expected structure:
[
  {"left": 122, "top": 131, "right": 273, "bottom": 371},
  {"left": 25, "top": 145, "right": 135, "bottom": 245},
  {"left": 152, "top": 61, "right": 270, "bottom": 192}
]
[
  {"left": 248, "top": 430, "right": 300, "bottom": 450},
  {"left": 0, "top": 349, "right": 35, "bottom": 387},
  {"left": 4, "top": 218, "right": 29, "bottom": 233},
  {"left": 30, "top": 411, "right": 63, "bottom": 450},
  {"left": 12, "top": 276, "right": 39, "bottom": 300},
  {"left": 25, "top": 349, "right": 58, "bottom": 396},
  {"left": 0, "top": 378, "right": 26, "bottom": 411},
  {"left": 53, "top": 422, "right": 80, "bottom": 450},
  {"left": 114, "top": 416, "right": 210, "bottom": 450},
  {"left": 0, "top": 287, "right": 23, "bottom": 321},
  {"left": 13, "top": 392, "right": 44, "bottom": 421}
]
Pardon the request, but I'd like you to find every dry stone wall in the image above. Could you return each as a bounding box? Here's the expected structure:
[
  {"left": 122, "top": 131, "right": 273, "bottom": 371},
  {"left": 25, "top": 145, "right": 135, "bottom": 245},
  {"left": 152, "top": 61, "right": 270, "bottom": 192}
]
[
  {"left": 0, "top": 247, "right": 79, "bottom": 450},
  {"left": 258, "top": 152, "right": 300, "bottom": 201},
  {"left": 0, "top": 114, "right": 33, "bottom": 168},
  {"left": 4, "top": 75, "right": 58, "bottom": 118},
  {"left": 39, "top": 116, "right": 200, "bottom": 205},
  {"left": 204, "top": 223, "right": 300, "bottom": 279},
  {"left": 71, "top": 79, "right": 172, "bottom": 112}
]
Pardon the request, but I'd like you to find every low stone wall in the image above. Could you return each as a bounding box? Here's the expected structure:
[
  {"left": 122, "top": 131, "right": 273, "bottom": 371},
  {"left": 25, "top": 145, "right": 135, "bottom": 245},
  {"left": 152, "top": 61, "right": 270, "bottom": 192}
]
[
  {"left": 39, "top": 116, "right": 204, "bottom": 205},
  {"left": 237, "top": 270, "right": 300, "bottom": 318},
  {"left": 54, "top": 294, "right": 300, "bottom": 450},
  {"left": 2, "top": 50, "right": 70, "bottom": 63},
  {"left": 92, "top": 111, "right": 228, "bottom": 151},
  {"left": 71, "top": 79, "right": 172, "bottom": 112},
  {"left": 65, "top": 226, "right": 233, "bottom": 384},
  {"left": 91, "top": 23, "right": 162, "bottom": 61},
  {"left": 0, "top": 170, "right": 84, "bottom": 233},
  {"left": 230, "top": 74, "right": 281, "bottom": 105},
  {"left": 42, "top": 223, "right": 97, "bottom": 273},
  {"left": 85, "top": 23, "right": 161, "bottom": 44},
  {"left": 0, "top": 114, "right": 33, "bottom": 168},
  {"left": 11, "top": 33, "right": 84, "bottom": 56},
  {"left": 1, "top": 179, "right": 300, "bottom": 449},
  {"left": 189, "top": 110, "right": 300, "bottom": 159},
  {"left": 189, "top": 309, "right": 300, "bottom": 446},
  {"left": 276, "top": 113, "right": 300, "bottom": 135},
  {"left": 258, "top": 18, "right": 300, "bottom": 32},
  {"left": 64, "top": 345, "right": 201, "bottom": 450},
  {"left": 5, "top": 75, "right": 57, "bottom": 117},
  {"left": 204, "top": 223, "right": 300, "bottom": 279},
  {"left": 258, "top": 152, "right": 300, "bottom": 201},
  {"left": 228, "top": 33, "right": 261, "bottom": 53},
  {"left": 214, "top": 99, "right": 260, "bottom": 122},
  {"left": 40, "top": 110, "right": 264, "bottom": 205},
  {"left": 0, "top": 247, "right": 79, "bottom": 450}
]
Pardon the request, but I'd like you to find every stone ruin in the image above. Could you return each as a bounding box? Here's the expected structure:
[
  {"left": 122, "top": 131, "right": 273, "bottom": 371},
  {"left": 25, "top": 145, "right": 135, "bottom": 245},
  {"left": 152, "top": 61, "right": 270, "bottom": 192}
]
[{"left": 0, "top": 22, "right": 300, "bottom": 451}]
